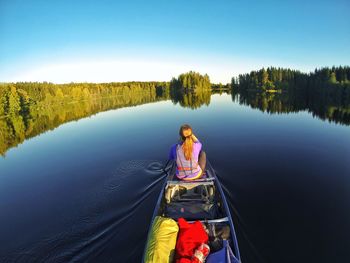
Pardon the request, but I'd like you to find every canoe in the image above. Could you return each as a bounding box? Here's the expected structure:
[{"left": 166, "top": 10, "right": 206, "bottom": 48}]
[{"left": 142, "top": 160, "right": 241, "bottom": 262}]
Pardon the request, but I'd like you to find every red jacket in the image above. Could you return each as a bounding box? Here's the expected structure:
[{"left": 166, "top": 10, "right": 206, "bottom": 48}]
[{"left": 175, "top": 218, "right": 209, "bottom": 263}]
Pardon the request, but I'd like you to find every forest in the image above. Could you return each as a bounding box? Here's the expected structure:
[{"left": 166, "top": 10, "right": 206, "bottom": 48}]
[
  {"left": 232, "top": 66, "right": 350, "bottom": 125},
  {"left": 169, "top": 71, "right": 212, "bottom": 109},
  {"left": 0, "top": 81, "right": 170, "bottom": 156},
  {"left": 0, "top": 72, "right": 212, "bottom": 155},
  {"left": 233, "top": 66, "right": 350, "bottom": 92},
  {"left": 0, "top": 81, "right": 170, "bottom": 117},
  {"left": 170, "top": 71, "right": 211, "bottom": 92}
]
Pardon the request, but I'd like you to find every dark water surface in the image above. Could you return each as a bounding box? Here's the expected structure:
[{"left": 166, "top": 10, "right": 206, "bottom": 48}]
[{"left": 0, "top": 94, "right": 349, "bottom": 262}]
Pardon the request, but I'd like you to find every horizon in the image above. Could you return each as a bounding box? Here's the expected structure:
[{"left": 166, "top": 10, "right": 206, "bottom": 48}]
[
  {"left": 1, "top": 0, "right": 349, "bottom": 83},
  {"left": 0, "top": 65, "right": 349, "bottom": 85}
]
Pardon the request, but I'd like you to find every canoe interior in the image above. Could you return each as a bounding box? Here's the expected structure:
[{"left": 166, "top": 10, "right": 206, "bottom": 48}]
[{"left": 143, "top": 160, "right": 241, "bottom": 262}]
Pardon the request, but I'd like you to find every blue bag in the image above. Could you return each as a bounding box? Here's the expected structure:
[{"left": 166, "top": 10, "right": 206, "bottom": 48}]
[{"left": 206, "top": 240, "right": 240, "bottom": 263}]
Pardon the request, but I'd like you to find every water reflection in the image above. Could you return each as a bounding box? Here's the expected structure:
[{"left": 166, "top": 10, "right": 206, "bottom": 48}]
[
  {"left": 1, "top": 86, "right": 349, "bottom": 156},
  {"left": 0, "top": 94, "right": 167, "bottom": 156},
  {"left": 232, "top": 89, "right": 350, "bottom": 125},
  {"left": 0, "top": 89, "right": 349, "bottom": 263},
  {"left": 170, "top": 89, "right": 212, "bottom": 109}
]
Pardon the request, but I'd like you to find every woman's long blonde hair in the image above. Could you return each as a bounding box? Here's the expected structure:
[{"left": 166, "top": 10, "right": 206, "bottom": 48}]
[{"left": 179, "top": 124, "right": 194, "bottom": 160}]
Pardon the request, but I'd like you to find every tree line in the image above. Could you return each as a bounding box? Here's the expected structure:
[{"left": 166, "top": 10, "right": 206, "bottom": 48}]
[
  {"left": 1, "top": 68, "right": 349, "bottom": 155},
  {"left": 233, "top": 66, "right": 350, "bottom": 91},
  {"left": 0, "top": 82, "right": 170, "bottom": 156},
  {"left": 232, "top": 66, "right": 350, "bottom": 125},
  {"left": 0, "top": 81, "right": 170, "bottom": 117},
  {"left": 170, "top": 71, "right": 211, "bottom": 92},
  {"left": 0, "top": 72, "right": 213, "bottom": 155},
  {"left": 169, "top": 71, "right": 212, "bottom": 109}
]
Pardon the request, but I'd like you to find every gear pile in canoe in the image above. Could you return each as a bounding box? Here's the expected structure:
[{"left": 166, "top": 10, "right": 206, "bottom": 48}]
[{"left": 142, "top": 160, "right": 241, "bottom": 263}]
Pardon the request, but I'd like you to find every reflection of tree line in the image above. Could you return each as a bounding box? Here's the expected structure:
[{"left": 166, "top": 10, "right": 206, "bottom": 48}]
[
  {"left": 0, "top": 82, "right": 170, "bottom": 156},
  {"left": 1, "top": 67, "right": 349, "bottom": 155},
  {"left": 0, "top": 74, "right": 215, "bottom": 155},
  {"left": 232, "top": 66, "right": 350, "bottom": 125},
  {"left": 170, "top": 90, "right": 211, "bottom": 109}
]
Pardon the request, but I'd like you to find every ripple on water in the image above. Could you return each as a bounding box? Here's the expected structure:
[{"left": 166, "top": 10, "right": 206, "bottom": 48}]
[{"left": 1, "top": 160, "right": 168, "bottom": 263}]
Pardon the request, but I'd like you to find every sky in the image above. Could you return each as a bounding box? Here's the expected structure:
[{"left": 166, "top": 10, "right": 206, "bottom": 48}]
[{"left": 0, "top": 0, "right": 349, "bottom": 84}]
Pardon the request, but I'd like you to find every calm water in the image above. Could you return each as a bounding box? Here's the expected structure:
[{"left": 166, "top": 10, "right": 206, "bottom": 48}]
[{"left": 0, "top": 94, "right": 349, "bottom": 263}]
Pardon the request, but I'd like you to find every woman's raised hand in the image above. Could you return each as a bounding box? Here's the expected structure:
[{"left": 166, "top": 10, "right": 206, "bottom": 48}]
[{"left": 191, "top": 134, "right": 199, "bottom": 142}]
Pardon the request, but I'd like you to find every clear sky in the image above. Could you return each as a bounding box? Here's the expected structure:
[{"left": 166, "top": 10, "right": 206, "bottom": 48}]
[{"left": 1, "top": 0, "right": 349, "bottom": 83}]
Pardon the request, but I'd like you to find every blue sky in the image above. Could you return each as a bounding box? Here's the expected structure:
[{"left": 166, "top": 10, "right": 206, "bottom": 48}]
[{"left": 0, "top": 0, "right": 349, "bottom": 83}]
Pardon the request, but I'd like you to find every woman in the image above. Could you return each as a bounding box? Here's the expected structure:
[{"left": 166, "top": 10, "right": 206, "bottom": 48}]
[{"left": 169, "top": 124, "right": 206, "bottom": 180}]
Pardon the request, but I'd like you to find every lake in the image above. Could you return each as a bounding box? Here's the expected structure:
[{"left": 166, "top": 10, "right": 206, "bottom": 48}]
[{"left": 0, "top": 93, "right": 349, "bottom": 263}]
